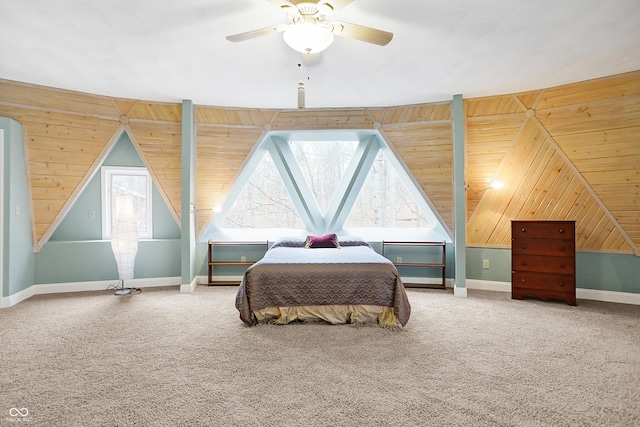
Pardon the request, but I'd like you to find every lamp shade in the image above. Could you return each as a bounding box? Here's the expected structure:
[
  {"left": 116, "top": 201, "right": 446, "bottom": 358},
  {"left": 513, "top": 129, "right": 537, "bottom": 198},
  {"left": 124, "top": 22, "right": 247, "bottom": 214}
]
[
  {"left": 283, "top": 23, "right": 334, "bottom": 53},
  {"left": 111, "top": 195, "right": 139, "bottom": 280}
]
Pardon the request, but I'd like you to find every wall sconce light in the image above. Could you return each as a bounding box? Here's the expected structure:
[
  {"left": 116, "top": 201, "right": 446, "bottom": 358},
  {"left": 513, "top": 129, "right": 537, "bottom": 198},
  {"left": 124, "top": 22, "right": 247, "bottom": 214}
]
[
  {"left": 190, "top": 202, "right": 217, "bottom": 213},
  {"left": 465, "top": 180, "right": 504, "bottom": 194}
]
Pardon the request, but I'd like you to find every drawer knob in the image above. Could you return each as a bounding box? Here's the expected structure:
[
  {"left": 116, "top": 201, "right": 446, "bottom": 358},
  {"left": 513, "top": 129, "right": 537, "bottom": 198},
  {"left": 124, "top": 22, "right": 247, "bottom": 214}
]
[
  {"left": 558, "top": 282, "right": 565, "bottom": 287},
  {"left": 521, "top": 278, "right": 526, "bottom": 282},
  {"left": 521, "top": 261, "right": 527, "bottom": 266},
  {"left": 521, "top": 245, "right": 527, "bottom": 249},
  {"left": 559, "top": 229, "right": 564, "bottom": 233},
  {"left": 559, "top": 264, "right": 565, "bottom": 269},
  {"left": 521, "top": 228, "right": 527, "bottom": 233},
  {"left": 559, "top": 246, "right": 565, "bottom": 251}
]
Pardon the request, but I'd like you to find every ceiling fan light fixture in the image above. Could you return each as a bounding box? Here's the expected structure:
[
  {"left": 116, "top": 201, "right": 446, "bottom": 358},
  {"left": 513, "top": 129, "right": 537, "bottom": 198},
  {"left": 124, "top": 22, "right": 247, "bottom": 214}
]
[{"left": 283, "top": 23, "right": 334, "bottom": 54}]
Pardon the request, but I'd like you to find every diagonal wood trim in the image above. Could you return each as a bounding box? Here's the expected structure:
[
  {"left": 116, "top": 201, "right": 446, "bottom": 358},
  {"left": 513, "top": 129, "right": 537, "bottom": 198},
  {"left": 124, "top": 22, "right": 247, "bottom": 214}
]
[
  {"left": 513, "top": 90, "right": 637, "bottom": 253},
  {"left": 529, "top": 114, "right": 637, "bottom": 253},
  {"left": 125, "top": 125, "right": 182, "bottom": 228},
  {"left": 34, "top": 125, "right": 126, "bottom": 252}
]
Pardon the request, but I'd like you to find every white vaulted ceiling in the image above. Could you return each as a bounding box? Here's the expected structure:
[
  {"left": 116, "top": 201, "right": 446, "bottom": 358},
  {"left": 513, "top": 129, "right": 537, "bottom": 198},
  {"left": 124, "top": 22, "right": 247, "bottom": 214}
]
[{"left": 1, "top": 0, "right": 639, "bottom": 109}]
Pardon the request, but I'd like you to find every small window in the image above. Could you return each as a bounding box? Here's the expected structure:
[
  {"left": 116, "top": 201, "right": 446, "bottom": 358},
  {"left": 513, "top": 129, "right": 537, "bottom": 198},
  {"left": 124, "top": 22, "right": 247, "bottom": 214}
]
[{"left": 101, "top": 166, "right": 152, "bottom": 239}]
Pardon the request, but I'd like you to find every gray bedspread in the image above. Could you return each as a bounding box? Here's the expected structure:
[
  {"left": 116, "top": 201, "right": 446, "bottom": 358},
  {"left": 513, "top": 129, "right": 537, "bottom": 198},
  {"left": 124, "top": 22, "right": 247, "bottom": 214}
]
[{"left": 235, "top": 239, "right": 411, "bottom": 326}]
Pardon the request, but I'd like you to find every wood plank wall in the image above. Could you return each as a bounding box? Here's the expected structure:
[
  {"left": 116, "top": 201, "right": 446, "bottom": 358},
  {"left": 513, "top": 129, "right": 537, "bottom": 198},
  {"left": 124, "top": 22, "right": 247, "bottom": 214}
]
[
  {"left": 0, "top": 80, "right": 183, "bottom": 251},
  {"left": 466, "top": 71, "right": 639, "bottom": 255},
  {"left": 1, "top": 70, "right": 638, "bottom": 256}
]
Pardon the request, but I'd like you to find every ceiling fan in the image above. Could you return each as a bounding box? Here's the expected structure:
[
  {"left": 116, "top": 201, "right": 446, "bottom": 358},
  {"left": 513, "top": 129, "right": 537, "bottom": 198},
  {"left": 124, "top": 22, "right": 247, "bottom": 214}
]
[{"left": 225, "top": 0, "right": 393, "bottom": 54}]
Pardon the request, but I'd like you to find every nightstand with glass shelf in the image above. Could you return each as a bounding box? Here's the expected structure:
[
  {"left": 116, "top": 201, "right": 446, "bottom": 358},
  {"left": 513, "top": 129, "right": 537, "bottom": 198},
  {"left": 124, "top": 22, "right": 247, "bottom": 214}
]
[
  {"left": 382, "top": 241, "right": 447, "bottom": 289},
  {"left": 207, "top": 240, "right": 268, "bottom": 285}
]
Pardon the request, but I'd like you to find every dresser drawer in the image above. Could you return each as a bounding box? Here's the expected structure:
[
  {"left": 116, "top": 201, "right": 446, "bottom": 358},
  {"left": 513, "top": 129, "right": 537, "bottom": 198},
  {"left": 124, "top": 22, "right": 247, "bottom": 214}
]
[
  {"left": 512, "top": 271, "right": 575, "bottom": 292},
  {"left": 512, "top": 221, "right": 575, "bottom": 240},
  {"left": 512, "top": 254, "right": 575, "bottom": 274},
  {"left": 512, "top": 238, "right": 574, "bottom": 256}
]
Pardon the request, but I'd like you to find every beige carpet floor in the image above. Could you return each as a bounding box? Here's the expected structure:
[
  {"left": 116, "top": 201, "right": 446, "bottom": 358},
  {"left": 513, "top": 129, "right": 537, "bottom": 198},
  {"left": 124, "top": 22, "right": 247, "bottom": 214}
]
[{"left": 1, "top": 286, "right": 639, "bottom": 426}]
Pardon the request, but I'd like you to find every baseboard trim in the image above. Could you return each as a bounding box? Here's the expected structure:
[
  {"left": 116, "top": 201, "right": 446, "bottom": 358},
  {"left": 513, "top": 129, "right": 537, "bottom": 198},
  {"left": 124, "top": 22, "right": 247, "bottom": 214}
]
[
  {"left": 466, "top": 279, "right": 511, "bottom": 293},
  {"left": 576, "top": 288, "right": 640, "bottom": 305},
  {"left": 4, "top": 277, "right": 638, "bottom": 308},
  {"left": 1, "top": 277, "right": 181, "bottom": 308},
  {"left": 465, "top": 279, "right": 640, "bottom": 306},
  {"left": 180, "top": 276, "right": 198, "bottom": 294},
  {"left": 453, "top": 284, "right": 468, "bottom": 298}
]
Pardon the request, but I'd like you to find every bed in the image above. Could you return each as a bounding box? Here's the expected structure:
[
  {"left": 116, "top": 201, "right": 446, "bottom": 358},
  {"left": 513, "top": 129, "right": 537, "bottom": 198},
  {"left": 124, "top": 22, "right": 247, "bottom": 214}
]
[{"left": 235, "top": 235, "right": 411, "bottom": 328}]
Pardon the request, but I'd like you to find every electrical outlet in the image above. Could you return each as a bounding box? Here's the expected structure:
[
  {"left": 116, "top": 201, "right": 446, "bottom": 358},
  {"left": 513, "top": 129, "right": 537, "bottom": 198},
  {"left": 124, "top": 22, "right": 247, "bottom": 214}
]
[
  {"left": 483, "top": 259, "right": 490, "bottom": 269},
  {"left": 240, "top": 256, "right": 247, "bottom": 263},
  {"left": 396, "top": 257, "right": 403, "bottom": 264}
]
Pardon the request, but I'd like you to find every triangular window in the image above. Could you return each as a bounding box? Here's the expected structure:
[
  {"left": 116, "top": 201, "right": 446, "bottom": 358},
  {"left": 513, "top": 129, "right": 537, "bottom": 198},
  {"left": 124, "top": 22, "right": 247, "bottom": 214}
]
[
  {"left": 289, "top": 139, "right": 357, "bottom": 215},
  {"left": 221, "top": 152, "right": 305, "bottom": 229},
  {"left": 208, "top": 131, "right": 449, "bottom": 242},
  {"left": 344, "top": 151, "right": 433, "bottom": 228}
]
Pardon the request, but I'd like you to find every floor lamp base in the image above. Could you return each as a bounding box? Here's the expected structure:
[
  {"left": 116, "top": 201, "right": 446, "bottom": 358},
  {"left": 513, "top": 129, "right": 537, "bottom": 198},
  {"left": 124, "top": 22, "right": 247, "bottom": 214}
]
[{"left": 114, "top": 279, "right": 133, "bottom": 296}]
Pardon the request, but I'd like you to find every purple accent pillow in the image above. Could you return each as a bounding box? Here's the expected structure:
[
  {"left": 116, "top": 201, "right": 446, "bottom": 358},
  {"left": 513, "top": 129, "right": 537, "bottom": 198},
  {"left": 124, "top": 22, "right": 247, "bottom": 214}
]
[{"left": 305, "top": 233, "right": 340, "bottom": 249}]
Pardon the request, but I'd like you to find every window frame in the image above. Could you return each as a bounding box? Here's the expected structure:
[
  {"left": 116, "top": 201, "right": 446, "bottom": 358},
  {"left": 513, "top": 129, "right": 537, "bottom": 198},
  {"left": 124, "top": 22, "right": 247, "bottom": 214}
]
[
  {"left": 205, "top": 130, "right": 450, "bottom": 243},
  {"left": 101, "top": 166, "right": 153, "bottom": 240}
]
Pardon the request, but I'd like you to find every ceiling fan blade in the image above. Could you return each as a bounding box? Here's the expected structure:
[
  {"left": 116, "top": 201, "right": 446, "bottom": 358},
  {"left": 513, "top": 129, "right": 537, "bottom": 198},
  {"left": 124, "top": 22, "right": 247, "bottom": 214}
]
[
  {"left": 226, "top": 24, "right": 290, "bottom": 42},
  {"left": 330, "top": 21, "right": 393, "bottom": 46}
]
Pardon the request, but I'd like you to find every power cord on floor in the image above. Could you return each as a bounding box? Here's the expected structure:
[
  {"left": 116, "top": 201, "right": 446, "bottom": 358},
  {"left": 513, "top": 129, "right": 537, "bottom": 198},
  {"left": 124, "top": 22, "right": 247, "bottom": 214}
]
[{"left": 105, "top": 281, "right": 142, "bottom": 295}]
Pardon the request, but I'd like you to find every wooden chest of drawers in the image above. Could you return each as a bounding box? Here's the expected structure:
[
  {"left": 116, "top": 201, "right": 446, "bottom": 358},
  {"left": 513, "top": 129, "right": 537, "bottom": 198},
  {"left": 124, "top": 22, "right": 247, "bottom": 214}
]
[{"left": 511, "top": 220, "right": 576, "bottom": 306}]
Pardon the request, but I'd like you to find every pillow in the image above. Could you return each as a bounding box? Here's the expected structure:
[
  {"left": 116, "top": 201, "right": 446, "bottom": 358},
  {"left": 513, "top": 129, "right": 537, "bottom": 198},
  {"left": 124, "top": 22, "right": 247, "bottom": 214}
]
[
  {"left": 336, "top": 236, "right": 371, "bottom": 248},
  {"left": 271, "top": 237, "right": 306, "bottom": 249},
  {"left": 305, "top": 233, "right": 340, "bottom": 249}
]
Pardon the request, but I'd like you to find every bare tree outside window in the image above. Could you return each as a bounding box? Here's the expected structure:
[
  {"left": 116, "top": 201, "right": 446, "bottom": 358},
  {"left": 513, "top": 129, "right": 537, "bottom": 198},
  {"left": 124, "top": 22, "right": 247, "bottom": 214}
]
[
  {"left": 101, "top": 167, "right": 152, "bottom": 239},
  {"left": 345, "top": 151, "right": 432, "bottom": 228},
  {"left": 289, "top": 140, "right": 357, "bottom": 214},
  {"left": 222, "top": 153, "right": 304, "bottom": 229},
  {"left": 219, "top": 140, "right": 432, "bottom": 231}
]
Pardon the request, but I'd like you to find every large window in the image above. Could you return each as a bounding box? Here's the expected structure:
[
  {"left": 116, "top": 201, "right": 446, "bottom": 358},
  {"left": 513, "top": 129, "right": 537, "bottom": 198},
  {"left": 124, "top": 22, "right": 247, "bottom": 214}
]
[
  {"left": 215, "top": 133, "right": 436, "bottom": 236},
  {"left": 101, "top": 166, "right": 152, "bottom": 239}
]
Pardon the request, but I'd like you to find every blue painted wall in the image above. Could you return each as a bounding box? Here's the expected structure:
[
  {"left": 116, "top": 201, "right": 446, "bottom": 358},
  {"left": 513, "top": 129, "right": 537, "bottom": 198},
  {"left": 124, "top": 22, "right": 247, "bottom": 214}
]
[
  {"left": 3, "top": 117, "right": 638, "bottom": 297},
  {"left": 34, "top": 131, "right": 181, "bottom": 284},
  {"left": 466, "top": 247, "right": 640, "bottom": 294},
  {"left": 1, "top": 118, "right": 34, "bottom": 297}
]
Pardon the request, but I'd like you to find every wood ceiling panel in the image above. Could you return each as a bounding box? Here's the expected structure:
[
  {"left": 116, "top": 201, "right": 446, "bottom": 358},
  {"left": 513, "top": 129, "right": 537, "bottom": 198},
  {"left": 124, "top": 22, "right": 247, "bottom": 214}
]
[
  {"left": 271, "top": 109, "right": 375, "bottom": 130},
  {"left": 195, "top": 125, "right": 264, "bottom": 235},
  {"left": 0, "top": 79, "right": 120, "bottom": 118},
  {"left": 128, "top": 122, "right": 182, "bottom": 219},
  {"left": 383, "top": 122, "right": 453, "bottom": 229},
  {"left": 27, "top": 119, "right": 120, "bottom": 243},
  {"left": 113, "top": 98, "right": 138, "bottom": 116},
  {"left": 466, "top": 117, "right": 633, "bottom": 253},
  {"left": 516, "top": 91, "right": 543, "bottom": 109},
  {"left": 537, "top": 94, "right": 640, "bottom": 136},
  {"left": 465, "top": 105, "right": 526, "bottom": 217},
  {"left": 465, "top": 95, "right": 523, "bottom": 117},
  {"left": 128, "top": 102, "right": 182, "bottom": 122},
  {"left": 381, "top": 103, "right": 451, "bottom": 124},
  {"left": 196, "top": 106, "right": 275, "bottom": 126},
  {"left": 554, "top": 124, "right": 640, "bottom": 247},
  {"left": 536, "top": 71, "right": 640, "bottom": 110}
]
